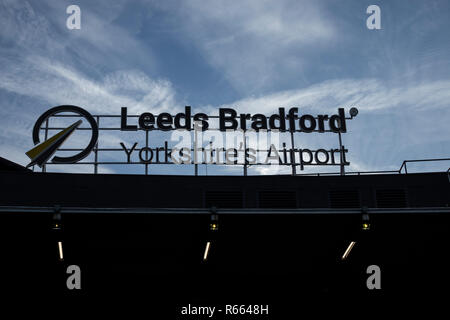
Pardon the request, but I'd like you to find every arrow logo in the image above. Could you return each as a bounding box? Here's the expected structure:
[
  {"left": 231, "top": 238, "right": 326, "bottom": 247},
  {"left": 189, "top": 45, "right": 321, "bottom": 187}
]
[
  {"left": 26, "top": 120, "right": 82, "bottom": 168},
  {"left": 26, "top": 105, "right": 99, "bottom": 168}
]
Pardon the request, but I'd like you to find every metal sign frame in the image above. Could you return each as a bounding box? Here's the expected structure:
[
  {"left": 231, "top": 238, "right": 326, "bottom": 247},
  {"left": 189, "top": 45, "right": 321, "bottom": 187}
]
[{"left": 32, "top": 110, "right": 357, "bottom": 176}]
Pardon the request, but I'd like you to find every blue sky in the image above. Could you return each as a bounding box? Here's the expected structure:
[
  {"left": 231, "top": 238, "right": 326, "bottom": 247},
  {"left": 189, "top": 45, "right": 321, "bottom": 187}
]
[{"left": 0, "top": 0, "right": 449, "bottom": 175}]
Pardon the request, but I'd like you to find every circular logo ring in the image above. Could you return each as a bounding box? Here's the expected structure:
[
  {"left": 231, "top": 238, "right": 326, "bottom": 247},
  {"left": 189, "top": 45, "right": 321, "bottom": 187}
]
[{"left": 32, "top": 105, "right": 99, "bottom": 164}]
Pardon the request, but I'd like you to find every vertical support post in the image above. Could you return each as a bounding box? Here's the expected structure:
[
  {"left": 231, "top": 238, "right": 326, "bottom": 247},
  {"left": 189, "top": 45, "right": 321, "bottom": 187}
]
[
  {"left": 206, "top": 140, "right": 213, "bottom": 176},
  {"left": 243, "top": 130, "right": 247, "bottom": 176},
  {"left": 145, "top": 130, "right": 149, "bottom": 175},
  {"left": 94, "top": 116, "right": 99, "bottom": 174},
  {"left": 194, "top": 122, "right": 199, "bottom": 176},
  {"left": 338, "top": 131, "right": 345, "bottom": 176},
  {"left": 43, "top": 118, "right": 49, "bottom": 173},
  {"left": 290, "top": 131, "right": 296, "bottom": 176}
]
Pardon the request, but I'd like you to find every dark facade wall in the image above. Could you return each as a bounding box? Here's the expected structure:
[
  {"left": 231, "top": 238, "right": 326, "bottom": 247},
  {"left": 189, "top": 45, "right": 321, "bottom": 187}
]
[{"left": 0, "top": 171, "right": 448, "bottom": 208}]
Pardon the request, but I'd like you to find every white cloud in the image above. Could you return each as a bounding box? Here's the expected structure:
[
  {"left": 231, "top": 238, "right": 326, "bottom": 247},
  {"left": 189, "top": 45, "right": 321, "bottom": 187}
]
[
  {"left": 172, "top": 0, "right": 336, "bottom": 93},
  {"left": 0, "top": 0, "right": 156, "bottom": 69},
  {"left": 213, "top": 78, "right": 450, "bottom": 114},
  {"left": 0, "top": 0, "right": 52, "bottom": 49},
  {"left": 0, "top": 56, "right": 179, "bottom": 115}
]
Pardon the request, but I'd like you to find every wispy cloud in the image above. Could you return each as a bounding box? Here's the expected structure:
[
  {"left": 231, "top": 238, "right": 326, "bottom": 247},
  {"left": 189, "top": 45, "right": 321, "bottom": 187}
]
[
  {"left": 0, "top": 56, "right": 179, "bottom": 115},
  {"left": 168, "top": 0, "right": 336, "bottom": 93},
  {"left": 0, "top": 0, "right": 157, "bottom": 70},
  {"left": 213, "top": 78, "right": 450, "bottom": 114}
]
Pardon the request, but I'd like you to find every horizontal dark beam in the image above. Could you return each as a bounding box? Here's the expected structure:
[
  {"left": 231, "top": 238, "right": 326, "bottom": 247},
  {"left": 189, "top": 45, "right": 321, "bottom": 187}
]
[{"left": 0, "top": 206, "right": 449, "bottom": 215}]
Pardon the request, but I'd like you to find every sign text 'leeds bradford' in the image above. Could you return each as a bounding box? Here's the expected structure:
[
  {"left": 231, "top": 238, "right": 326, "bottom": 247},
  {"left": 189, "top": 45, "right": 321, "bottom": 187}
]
[{"left": 120, "top": 107, "right": 348, "bottom": 133}]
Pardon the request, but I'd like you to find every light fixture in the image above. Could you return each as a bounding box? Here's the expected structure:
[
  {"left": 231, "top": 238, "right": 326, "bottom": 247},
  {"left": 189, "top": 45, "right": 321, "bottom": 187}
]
[
  {"left": 341, "top": 241, "right": 356, "bottom": 260},
  {"left": 203, "top": 241, "right": 211, "bottom": 261},
  {"left": 204, "top": 211, "right": 218, "bottom": 261},
  {"left": 209, "top": 223, "right": 218, "bottom": 231},
  {"left": 362, "top": 212, "right": 370, "bottom": 231},
  {"left": 52, "top": 211, "right": 62, "bottom": 230},
  {"left": 58, "top": 241, "right": 64, "bottom": 261},
  {"left": 209, "top": 214, "right": 219, "bottom": 231}
]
